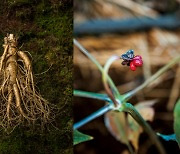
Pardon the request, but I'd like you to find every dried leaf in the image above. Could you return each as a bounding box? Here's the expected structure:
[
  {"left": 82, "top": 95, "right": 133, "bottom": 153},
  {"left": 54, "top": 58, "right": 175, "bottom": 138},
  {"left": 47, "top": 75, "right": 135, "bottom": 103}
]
[
  {"left": 127, "top": 116, "right": 142, "bottom": 152},
  {"left": 104, "top": 100, "right": 156, "bottom": 152},
  {"left": 135, "top": 99, "right": 157, "bottom": 121},
  {"left": 128, "top": 100, "right": 156, "bottom": 151},
  {"left": 104, "top": 111, "right": 129, "bottom": 145}
]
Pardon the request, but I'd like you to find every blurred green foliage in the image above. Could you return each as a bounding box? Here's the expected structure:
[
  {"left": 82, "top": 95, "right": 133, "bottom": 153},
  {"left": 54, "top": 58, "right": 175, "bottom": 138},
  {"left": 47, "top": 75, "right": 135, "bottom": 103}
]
[
  {"left": 0, "top": 0, "right": 73, "bottom": 153},
  {"left": 174, "top": 99, "right": 180, "bottom": 147}
]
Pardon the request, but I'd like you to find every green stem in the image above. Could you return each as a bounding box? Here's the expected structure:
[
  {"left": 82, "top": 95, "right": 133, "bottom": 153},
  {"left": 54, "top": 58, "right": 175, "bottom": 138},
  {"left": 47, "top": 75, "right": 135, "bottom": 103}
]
[
  {"left": 121, "top": 103, "right": 166, "bottom": 154},
  {"left": 74, "top": 39, "right": 121, "bottom": 103},
  {"left": 102, "top": 55, "right": 122, "bottom": 106},
  {"left": 74, "top": 39, "right": 102, "bottom": 72},
  {"left": 124, "top": 55, "right": 180, "bottom": 100},
  {"left": 74, "top": 104, "right": 113, "bottom": 130},
  {"left": 74, "top": 90, "right": 110, "bottom": 102}
]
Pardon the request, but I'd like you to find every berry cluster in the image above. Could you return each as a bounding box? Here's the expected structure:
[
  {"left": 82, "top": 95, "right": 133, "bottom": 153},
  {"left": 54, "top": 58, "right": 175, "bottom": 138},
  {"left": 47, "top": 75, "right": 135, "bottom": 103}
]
[{"left": 129, "top": 55, "right": 143, "bottom": 71}]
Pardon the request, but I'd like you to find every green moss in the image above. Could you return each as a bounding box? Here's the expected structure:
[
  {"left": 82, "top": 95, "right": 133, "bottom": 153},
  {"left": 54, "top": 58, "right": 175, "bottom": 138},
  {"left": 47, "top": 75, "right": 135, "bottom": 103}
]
[{"left": 0, "top": 0, "right": 73, "bottom": 153}]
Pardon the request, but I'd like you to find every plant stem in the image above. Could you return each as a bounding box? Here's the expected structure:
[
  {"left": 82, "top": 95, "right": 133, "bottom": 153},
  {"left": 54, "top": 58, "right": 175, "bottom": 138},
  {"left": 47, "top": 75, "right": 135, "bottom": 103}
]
[
  {"left": 74, "top": 39, "right": 121, "bottom": 102},
  {"left": 124, "top": 55, "right": 180, "bottom": 100},
  {"left": 122, "top": 103, "right": 166, "bottom": 154},
  {"left": 74, "top": 90, "right": 110, "bottom": 102},
  {"left": 102, "top": 55, "right": 123, "bottom": 106},
  {"left": 73, "top": 104, "right": 113, "bottom": 130},
  {"left": 74, "top": 39, "right": 102, "bottom": 72}
]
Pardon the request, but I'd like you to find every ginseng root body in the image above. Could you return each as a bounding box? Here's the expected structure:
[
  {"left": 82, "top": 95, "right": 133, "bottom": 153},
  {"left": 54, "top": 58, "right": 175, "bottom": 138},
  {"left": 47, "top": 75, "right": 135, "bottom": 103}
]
[{"left": 0, "top": 34, "right": 53, "bottom": 132}]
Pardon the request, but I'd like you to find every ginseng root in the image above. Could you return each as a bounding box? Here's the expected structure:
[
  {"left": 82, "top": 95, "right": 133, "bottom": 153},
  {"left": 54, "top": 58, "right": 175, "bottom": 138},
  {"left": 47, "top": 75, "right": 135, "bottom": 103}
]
[{"left": 0, "top": 34, "right": 54, "bottom": 132}]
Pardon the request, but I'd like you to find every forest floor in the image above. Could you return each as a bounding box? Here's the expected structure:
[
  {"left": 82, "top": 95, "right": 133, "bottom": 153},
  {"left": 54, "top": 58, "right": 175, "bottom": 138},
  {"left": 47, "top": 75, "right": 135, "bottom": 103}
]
[{"left": 0, "top": 0, "right": 73, "bottom": 154}]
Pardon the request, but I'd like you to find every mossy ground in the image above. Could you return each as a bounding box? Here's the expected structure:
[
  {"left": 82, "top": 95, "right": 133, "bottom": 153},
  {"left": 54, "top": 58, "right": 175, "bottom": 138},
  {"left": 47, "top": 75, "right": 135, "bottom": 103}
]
[{"left": 0, "top": 0, "right": 73, "bottom": 153}]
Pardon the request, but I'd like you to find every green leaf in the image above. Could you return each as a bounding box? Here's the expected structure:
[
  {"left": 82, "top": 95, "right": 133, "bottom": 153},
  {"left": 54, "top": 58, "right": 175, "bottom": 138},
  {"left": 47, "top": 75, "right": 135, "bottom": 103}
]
[
  {"left": 157, "top": 133, "right": 176, "bottom": 141},
  {"left": 174, "top": 99, "right": 180, "bottom": 147},
  {"left": 73, "top": 130, "right": 93, "bottom": 145}
]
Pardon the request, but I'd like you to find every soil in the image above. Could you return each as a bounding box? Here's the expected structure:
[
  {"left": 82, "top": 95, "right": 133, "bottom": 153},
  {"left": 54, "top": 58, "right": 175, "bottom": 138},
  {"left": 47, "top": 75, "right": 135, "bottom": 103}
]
[{"left": 0, "top": 0, "right": 73, "bottom": 153}]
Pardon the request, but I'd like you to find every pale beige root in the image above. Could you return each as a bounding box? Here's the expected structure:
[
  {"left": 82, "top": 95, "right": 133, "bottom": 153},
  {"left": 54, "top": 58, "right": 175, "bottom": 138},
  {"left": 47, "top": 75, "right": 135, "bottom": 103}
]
[
  {"left": 0, "top": 34, "right": 53, "bottom": 132},
  {"left": 17, "top": 50, "right": 51, "bottom": 123},
  {"left": 13, "top": 83, "right": 31, "bottom": 120},
  {"left": 7, "top": 86, "right": 13, "bottom": 121},
  {"left": 17, "top": 51, "right": 35, "bottom": 92},
  {"left": 0, "top": 45, "right": 9, "bottom": 72}
]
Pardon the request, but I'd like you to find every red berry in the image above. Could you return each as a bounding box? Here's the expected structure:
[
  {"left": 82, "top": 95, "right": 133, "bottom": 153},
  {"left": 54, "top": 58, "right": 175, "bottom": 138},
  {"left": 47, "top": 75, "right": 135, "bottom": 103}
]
[
  {"left": 133, "top": 55, "right": 142, "bottom": 60},
  {"left": 133, "top": 59, "right": 143, "bottom": 67},
  {"left": 130, "top": 61, "right": 136, "bottom": 71}
]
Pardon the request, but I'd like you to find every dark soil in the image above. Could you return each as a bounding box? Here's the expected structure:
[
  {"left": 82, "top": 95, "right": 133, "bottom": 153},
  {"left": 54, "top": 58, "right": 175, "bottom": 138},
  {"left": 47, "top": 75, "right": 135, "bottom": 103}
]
[{"left": 0, "top": 0, "right": 73, "bottom": 153}]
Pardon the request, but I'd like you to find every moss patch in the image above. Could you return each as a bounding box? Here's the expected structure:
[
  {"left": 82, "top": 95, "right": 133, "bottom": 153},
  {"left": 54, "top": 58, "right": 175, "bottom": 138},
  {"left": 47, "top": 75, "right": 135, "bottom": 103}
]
[{"left": 0, "top": 0, "right": 73, "bottom": 153}]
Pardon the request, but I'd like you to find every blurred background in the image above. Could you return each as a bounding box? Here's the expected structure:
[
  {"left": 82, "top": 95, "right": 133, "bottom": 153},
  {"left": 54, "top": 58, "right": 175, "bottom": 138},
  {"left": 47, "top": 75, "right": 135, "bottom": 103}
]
[{"left": 74, "top": 0, "right": 180, "bottom": 153}]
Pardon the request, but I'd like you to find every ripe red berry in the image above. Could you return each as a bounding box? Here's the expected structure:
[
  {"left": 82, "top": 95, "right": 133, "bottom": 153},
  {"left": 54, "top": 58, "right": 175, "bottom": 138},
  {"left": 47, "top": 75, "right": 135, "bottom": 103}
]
[
  {"left": 133, "top": 55, "right": 142, "bottom": 60},
  {"left": 133, "top": 59, "right": 143, "bottom": 67},
  {"left": 130, "top": 61, "right": 136, "bottom": 71}
]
